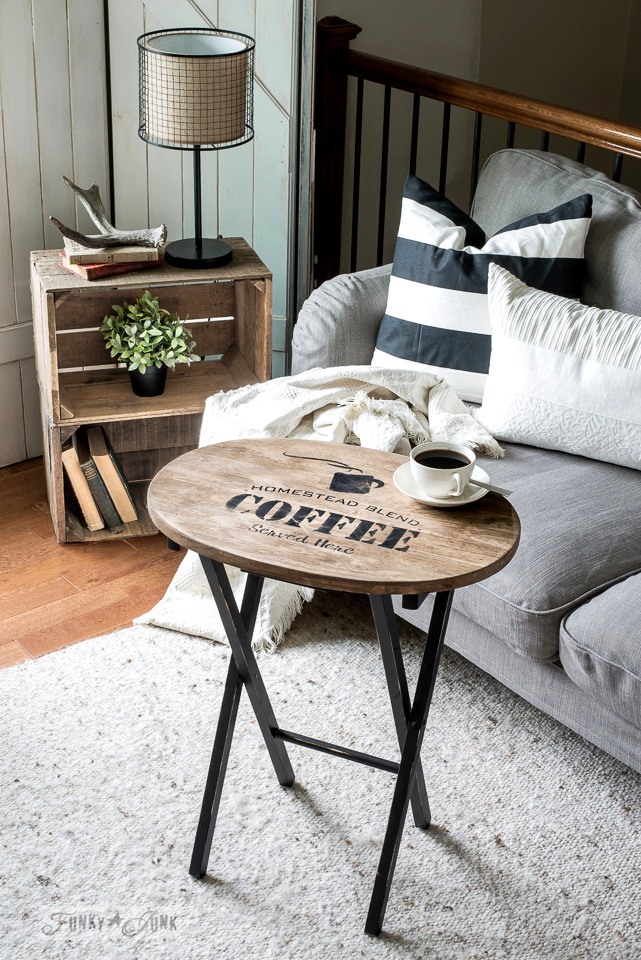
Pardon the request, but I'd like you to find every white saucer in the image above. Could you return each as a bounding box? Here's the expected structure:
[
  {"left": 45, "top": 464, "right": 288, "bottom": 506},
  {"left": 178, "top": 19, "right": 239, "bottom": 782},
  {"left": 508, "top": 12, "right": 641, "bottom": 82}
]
[{"left": 393, "top": 461, "right": 491, "bottom": 508}]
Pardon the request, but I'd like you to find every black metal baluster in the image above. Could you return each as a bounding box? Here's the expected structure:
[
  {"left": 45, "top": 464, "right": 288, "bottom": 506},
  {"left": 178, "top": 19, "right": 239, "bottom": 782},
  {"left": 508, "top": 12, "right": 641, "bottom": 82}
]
[
  {"left": 377, "top": 85, "right": 392, "bottom": 265},
  {"left": 350, "top": 77, "right": 364, "bottom": 272},
  {"left": 576, "top": 141, "right": 586, "bottom": 163},
  {"left": 470, "top": 111, "right": 483, "bottom": 208},
  {"left": 506, "top": 121, "right": 515, "bottom": 149},
  {"left": 613, "top": 152, "right": 623, "bottom": 182},
  {"left": 438, "top": 102, "right": 451, "bottom": 194},
  {"left": 540, "top": 131, "right": 550, "bottom": 151},
  {"left": 409, "top": 93, "right": 420, "bottom": 176}
]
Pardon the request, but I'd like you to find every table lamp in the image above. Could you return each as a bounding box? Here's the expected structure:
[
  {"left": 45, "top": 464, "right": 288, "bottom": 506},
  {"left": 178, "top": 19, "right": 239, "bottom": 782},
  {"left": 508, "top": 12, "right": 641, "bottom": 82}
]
[{"left": 138, "top": 27, "right": 255, "bottom": 268}]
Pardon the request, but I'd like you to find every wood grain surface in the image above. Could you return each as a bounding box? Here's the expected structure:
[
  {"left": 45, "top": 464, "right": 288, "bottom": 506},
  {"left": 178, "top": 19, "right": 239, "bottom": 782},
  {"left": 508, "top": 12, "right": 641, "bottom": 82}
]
[
  {"left": 147, "top": 439, "right": 520, "bottom": 595},
  {"left": 345, "top": 51, "right": 641, "bottom": 159},
  {"left": 0, "top": 456, "right": 183, "bottom": 668},
  {"left": 29, "top": 238, "right": 271, "bottom": 291}
]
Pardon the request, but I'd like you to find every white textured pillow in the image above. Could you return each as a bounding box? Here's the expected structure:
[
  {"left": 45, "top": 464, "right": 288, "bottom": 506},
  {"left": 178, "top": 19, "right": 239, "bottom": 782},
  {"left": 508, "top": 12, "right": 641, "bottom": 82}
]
[{"left": 478, "top": 264, "right": 641, "bottom": 470}]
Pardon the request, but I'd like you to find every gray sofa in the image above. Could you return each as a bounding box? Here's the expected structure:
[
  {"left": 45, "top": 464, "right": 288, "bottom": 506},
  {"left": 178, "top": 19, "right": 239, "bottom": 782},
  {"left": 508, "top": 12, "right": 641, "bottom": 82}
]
[{"left": 292, "top": 149, "right": 641, "bottom": 774}]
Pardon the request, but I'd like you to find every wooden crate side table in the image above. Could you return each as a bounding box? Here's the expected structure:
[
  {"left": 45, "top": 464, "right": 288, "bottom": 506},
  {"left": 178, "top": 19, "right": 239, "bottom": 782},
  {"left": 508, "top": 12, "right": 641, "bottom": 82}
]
[{"left": 30, "top": 238, "right": 272, "bottom": 543}]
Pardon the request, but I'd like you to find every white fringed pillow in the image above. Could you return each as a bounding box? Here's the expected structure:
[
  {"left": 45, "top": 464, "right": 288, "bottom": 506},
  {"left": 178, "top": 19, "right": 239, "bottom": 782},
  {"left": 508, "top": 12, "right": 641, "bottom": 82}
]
[{"left": 477, "top": 264, "right": 641, "bottom": 470}]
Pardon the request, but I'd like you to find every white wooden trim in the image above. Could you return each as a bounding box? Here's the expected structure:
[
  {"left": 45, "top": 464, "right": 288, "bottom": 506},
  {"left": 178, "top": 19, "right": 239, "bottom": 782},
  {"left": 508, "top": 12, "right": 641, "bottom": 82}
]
[
  {"left": 20, "top": 357, "right": 43, "bottom": 459},
  {"left": 0, "top": 323, "right": 38, "bottom": 364},
  {"left": 255, "top": 0, "right": 295, "bottom": 115},
  {"left": 32, "top": 2, "right": 75, "bottom": 248},
  {"left": 0, "top": 89, "right": 17, "bottom": 330},
  {"left": 295, "top": 0, "right": 316, "bottom": 314},
  {"left": 0, "top": 362, "right": 26, "bottom": 467},
  {"left": 109, "top": 0, "right": 148, "bottom": 229},
  {"left": 68, "top": 0, "right": 110, "bottom": 232},
  {"left": 0, "top": 1, "right": 44, "bottom": 326}
]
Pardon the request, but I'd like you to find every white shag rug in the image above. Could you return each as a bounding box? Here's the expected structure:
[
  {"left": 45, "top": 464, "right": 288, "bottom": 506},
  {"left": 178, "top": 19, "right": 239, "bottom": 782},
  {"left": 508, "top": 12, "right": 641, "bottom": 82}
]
[{"left": 1, "top": 591, "right": 639, "bottom": 960}]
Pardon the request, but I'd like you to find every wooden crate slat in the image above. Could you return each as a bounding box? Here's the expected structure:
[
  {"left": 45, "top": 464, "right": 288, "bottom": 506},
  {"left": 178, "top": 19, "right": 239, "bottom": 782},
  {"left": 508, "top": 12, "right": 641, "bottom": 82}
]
[
  {"left": 223, "top": 344, "right": 261, "bottom": 387},
  {"left": 104, "top": 415, "right": 202, "bottom": 455},
  {"left": 53, "top": 282, "right": 236, "bottom": 331},
  {"left": 33, "top": 239, "right": 270, "bottom": 291},
  {"left": 234, "top": 280, "right": 250, "bottom": 369},
  {"left": 58, "top": 359, "right": 240, "bottom": 423},
  {"left": 188, "top": 318, "right": 235, "bottom": 356},
  {"left": 44, "top": 291, "right": 61, "bottom": 421},
  {"left": 45, "top": 418, "right": 66, "bottom": 543},
  {"left": 235, "top": 277, "right": 272, "bottom": 381},
  {"left": 118, "top": 444, "right": 197, "bottom": 482},
  {"left": 256, "top": 278, "right": 272, "bottom": 382},
  {"left": 56, "top": 330, "right": 117, "bottom": 370},
  {"left": 55, "top": 318, "right": 235, "bottom": 369}
]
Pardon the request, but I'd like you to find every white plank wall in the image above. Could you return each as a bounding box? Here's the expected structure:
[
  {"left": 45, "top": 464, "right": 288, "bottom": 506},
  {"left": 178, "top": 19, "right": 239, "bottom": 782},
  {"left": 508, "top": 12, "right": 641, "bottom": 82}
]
[
  {"left": 0, "top": 0, "right": 108, "bottom": 467},
  {"left": 0, "top": 0, "right": 307, "bottom": 467}
]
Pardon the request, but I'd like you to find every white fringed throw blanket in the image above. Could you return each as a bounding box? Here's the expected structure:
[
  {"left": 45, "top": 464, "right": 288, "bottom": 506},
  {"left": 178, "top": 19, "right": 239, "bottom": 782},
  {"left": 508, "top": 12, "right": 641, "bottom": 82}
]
[{"left": 136, "top": 366, "right": 502, "bottom": 651}]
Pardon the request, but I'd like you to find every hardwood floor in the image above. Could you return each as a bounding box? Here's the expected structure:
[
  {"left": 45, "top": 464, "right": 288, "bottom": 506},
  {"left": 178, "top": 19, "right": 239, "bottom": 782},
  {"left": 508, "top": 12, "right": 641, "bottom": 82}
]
[{"left": 0, "top": 457, "right": 184, "bottom": 670}]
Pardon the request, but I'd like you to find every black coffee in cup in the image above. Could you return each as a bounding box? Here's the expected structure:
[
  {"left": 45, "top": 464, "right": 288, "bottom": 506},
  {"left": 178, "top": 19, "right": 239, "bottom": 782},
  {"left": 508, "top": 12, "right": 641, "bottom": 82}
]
[{"left": 413, "top": 450, "right": 472, "bottom": 470}]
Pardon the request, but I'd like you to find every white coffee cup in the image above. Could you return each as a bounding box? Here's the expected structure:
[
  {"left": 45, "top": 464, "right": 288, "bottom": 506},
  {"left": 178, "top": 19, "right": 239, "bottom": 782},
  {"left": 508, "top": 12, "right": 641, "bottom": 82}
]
[{"left": 410, "top": 441, "right": 476, "bottom": 499}]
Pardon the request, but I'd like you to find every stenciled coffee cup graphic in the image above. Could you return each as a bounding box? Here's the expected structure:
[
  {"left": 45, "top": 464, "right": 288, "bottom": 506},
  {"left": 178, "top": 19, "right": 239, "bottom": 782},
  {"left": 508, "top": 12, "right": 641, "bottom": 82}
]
[
  {"left": 281, "top": 451, "right": 386, "bottom": 496},
  {"left": 329, "top": 472, "right": 385, "bottom": 495}
]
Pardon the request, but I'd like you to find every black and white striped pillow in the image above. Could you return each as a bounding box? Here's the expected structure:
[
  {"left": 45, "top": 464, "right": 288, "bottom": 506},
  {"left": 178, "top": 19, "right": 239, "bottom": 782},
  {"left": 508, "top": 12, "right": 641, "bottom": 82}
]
[{"left": 372, "top": 174, "right": 592, "bottom": 402}]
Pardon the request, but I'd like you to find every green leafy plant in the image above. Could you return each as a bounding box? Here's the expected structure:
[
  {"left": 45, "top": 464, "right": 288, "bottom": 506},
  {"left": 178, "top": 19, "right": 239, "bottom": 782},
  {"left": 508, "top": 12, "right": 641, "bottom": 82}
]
[{"left": 101, "top": 290, "right": 200, "bottom": 375}]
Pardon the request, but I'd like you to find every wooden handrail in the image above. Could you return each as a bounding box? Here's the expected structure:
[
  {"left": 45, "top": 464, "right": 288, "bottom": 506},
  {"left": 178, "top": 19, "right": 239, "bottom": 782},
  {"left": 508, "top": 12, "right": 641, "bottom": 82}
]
[
  {"left": 344, "top": 50, "right": 641, "bottom": 159},
  {"left": 312, "top": 17, "right": 641, "bottom": 286}
]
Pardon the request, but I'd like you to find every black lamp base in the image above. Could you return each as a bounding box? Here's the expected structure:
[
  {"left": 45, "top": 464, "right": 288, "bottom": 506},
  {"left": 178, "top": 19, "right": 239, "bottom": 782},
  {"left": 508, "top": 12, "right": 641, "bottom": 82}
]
[{"left": 165, "top": 237, "right": 233, "bottom": 269}]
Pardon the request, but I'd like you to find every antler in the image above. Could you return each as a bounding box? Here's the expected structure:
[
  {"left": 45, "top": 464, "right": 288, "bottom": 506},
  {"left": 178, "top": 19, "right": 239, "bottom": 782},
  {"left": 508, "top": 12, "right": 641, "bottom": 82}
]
[{"left": 50, "top": 177, "right": 167, "bottom": 249}]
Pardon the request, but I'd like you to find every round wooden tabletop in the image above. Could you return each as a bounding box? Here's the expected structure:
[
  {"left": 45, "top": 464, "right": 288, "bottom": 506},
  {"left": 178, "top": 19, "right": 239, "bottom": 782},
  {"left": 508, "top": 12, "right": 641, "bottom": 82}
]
[{"left": 147, "top": 438, "right": 520, "bottom": 595}]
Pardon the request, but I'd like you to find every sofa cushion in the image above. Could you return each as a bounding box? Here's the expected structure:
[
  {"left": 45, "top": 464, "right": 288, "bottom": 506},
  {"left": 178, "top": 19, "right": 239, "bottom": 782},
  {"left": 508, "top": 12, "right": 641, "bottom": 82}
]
[
  {"left": 472, "top": 149, "right": 641, "bottom": 315},
  {"left": 453, "top": 444, "right": 641, "bottom": 662},
  {"left": 560, "top": 574, "right": 641, "bottom": 727},
  {"left": 477, "top": 264, "right": 641, "bottom": 470},
  {"left": 371, "top": 173, "right": 592, "bottom": 403},
  {"left": 291, "top": 264, "right": 391, "bottom": 374}
]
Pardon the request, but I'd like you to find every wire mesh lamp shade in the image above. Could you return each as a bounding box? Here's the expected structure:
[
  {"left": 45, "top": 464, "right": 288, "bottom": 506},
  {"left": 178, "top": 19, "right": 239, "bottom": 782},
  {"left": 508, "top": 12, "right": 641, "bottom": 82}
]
[{"left": 138, "top": 28, "right": 255, "bottom": 268}]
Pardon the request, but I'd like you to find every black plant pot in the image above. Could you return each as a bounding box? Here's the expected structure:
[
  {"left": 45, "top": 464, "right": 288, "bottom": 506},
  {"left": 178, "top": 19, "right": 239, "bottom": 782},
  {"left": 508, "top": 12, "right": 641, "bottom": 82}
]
[{"left": 129, "top": 365, "right": 168, "bottom": 397}]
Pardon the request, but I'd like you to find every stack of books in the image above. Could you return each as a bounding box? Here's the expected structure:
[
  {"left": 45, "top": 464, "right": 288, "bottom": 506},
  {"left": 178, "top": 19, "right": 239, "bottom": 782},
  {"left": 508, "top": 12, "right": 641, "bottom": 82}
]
[
  {"left": 61, "top": 426, "right": 139, "bottom": 533},
  {"left": 60, "top": 237, "right": 164, "bottom": 281}
]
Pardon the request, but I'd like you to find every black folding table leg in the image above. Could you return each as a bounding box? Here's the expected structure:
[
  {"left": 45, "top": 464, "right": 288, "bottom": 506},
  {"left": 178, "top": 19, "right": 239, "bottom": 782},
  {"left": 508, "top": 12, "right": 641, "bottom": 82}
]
[
  {"left": 369, "top": 593, "right": 431, "bottom": 830},
  {"left": 189, "top": 565, "right": 265, "bottom": 878},
  {"left": 199, "top": 558, "right": 295, "bottom": 788},
  {"left": 189, "top": 655, "right": 244, "bottom": 878},
  {"left": 365, "top": 589, "right": 454, "bottom": 937}
]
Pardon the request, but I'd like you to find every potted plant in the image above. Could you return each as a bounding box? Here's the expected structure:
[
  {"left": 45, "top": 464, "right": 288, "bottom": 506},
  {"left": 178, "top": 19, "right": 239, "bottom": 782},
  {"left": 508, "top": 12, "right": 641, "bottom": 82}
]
[{"left": 101, "top": 290, "right": 199, "bottom": 397}]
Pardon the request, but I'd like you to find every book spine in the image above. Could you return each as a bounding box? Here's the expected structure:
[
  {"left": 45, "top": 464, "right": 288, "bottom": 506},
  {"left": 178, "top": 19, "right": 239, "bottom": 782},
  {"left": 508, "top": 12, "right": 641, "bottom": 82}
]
[
  {"left": 65, "top": 244, "right": 160, "bottom": 266},
  {"left": 87, "top": 426, "right": 139, "bottom": 524},
  {"left": 106, "top": 452, "right": 138, "bottom": 524},
  {"left": 61, "top": 449, "right": 104, "bottom": 532},
  {"left": 60, "top": 255, "right": 164, "bottom": 280},
  {"left": 79, "top": 459, "right": 124, "bottom": 533}
]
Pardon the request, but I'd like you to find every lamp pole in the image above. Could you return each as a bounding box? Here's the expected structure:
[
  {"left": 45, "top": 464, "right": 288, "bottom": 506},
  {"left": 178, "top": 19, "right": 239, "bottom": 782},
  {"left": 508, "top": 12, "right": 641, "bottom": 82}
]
[{"left": 193, "top": 146, "right": 202, "bottom": 260}]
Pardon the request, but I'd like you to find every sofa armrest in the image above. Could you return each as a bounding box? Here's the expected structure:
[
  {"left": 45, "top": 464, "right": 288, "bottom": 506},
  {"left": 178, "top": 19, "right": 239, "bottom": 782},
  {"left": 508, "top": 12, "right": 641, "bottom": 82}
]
[{"left": 291, "top": 264, "right": 391, "bottom": 373}]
